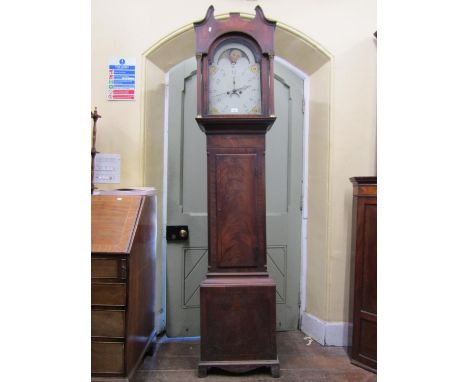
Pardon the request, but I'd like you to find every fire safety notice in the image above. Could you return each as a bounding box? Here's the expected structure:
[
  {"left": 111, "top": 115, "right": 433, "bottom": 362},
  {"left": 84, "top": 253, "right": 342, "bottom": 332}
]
[{"left": 107, "top": 57, "right": 136, "bottom": 100}]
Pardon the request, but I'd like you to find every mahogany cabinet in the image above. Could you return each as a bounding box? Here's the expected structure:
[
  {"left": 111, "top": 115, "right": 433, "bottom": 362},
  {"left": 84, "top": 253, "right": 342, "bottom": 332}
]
[
  {"left": 350, "top": 177, "right": 377, "bottom": 373},
  {"left": 91, "top": 189, "right": 157, "bottom": 381}
]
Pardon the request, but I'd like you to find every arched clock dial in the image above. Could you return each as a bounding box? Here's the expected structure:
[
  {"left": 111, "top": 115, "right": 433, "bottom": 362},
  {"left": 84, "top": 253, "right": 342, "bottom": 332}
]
[{"left": 208, "top": 42, "right": 262, "bottom": 115}]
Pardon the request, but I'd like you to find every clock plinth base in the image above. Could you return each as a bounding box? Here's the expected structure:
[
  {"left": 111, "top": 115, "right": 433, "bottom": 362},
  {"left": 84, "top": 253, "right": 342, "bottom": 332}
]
[
  {"left": 199, "top": 275, "right": 279, "bottom": 378},
  {"left": 198, "top": 359, "right": 280, "bottom": 378}
]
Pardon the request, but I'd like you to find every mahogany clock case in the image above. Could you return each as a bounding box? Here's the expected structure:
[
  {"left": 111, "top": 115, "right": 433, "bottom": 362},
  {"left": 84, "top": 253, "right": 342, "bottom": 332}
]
[{"left": 194, "top": 6, "right": 280, "bottom": 378}]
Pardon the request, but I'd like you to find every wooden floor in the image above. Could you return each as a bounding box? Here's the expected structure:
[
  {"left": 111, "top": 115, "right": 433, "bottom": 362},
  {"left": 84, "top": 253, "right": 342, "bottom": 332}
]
[{"left": 134, "top": 331, "right": 377, "bottom": 381}]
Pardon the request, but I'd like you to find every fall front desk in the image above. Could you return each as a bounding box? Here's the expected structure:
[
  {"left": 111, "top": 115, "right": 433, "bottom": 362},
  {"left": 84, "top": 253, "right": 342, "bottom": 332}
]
[{"left": 91, "top": 188, "right": 156, "bottom": 381}]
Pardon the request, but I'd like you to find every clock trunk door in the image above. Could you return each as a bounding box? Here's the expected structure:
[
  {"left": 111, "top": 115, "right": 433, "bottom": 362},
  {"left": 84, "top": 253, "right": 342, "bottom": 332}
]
[{"left": 166, "top": 57, "right": 304, "bottom": 337}]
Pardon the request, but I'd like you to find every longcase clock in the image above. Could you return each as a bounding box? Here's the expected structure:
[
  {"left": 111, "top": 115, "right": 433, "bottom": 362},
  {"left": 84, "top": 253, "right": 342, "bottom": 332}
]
[{"left": 194, "top": 6, "right": 280, "bottom": 378}]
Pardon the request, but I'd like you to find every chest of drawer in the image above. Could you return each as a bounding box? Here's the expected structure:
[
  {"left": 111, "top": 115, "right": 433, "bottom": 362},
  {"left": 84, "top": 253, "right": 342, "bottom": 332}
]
[
  {"left": 91, "top": 283, "right": 126, "bottom": 306},
  {"left": 91, "top": 193, "right": 156, "bottom": 380}
]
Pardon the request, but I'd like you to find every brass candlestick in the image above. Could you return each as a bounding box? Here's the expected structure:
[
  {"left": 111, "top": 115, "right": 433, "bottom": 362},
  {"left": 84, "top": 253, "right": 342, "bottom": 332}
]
[{"left": 91, "top": 107, "right": 101, "bottom": 194}]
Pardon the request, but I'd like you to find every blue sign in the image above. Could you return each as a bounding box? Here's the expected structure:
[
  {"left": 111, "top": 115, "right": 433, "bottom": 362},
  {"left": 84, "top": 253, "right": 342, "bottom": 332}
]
[
  {"left": 112, "top": 70, "right": 135, "bottom": 75},
  {"left": 108, "top": 57, "right": 136, "bottom": 101},
  {"left": 110, "top": 80, "right": 135, "bottom": 85},
  {"left": 109, "top": 65, "right": 136, "bottom": 70}
]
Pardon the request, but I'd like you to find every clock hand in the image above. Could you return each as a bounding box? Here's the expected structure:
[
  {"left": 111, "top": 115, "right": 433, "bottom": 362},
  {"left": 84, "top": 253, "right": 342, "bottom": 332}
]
[
  {"left": 212, "top": 83, "right": 249, "bottom": 99},
  {"left": 228, "top": 85, "right": 251, "bottom": 97},
  {"left": 229, "top": 88, "right": 242, "bottom": 98},
  {"left": 234, "top": 85, "right": 251, "bottom": 93},
  {"left": 211, "top": 89, "right": 232, "bottom": 97}
]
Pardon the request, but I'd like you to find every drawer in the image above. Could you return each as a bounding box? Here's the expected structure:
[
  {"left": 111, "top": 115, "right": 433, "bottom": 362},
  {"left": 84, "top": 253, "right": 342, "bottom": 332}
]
[
  {"left": 92, "top": 283, "right": 126, "bottom": 306},
  {"left": 91, "top": 341, "right": 125, "bottom": 374},
  {"left": 91, "top": 258, "right": 126, "bottom": 279},
  {"left": 92, "top": 310, "right": 125, "bottom": 338}
]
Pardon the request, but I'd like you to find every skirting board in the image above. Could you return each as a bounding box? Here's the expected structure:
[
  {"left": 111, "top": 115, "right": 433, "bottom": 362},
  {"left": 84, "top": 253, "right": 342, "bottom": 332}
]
[{"left": 300, "top": 312, "right": 352, "bottom": 346}]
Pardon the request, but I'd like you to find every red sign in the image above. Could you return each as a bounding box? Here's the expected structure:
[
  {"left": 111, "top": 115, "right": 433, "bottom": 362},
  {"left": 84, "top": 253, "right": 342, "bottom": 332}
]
[{"left": 112, "top": 90, "right": 135, "bottom": 95}]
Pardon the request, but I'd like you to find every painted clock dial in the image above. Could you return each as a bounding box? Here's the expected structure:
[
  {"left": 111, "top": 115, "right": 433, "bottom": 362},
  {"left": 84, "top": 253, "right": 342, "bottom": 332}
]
[{"left": 208, "top": 42, "right": 262, "bottom": 115}]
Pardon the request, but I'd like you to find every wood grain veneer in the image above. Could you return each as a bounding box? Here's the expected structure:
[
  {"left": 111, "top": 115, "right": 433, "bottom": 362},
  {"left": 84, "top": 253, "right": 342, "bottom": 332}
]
[{"left": 91, "top": 195, "right": 142, "bottom": 254}]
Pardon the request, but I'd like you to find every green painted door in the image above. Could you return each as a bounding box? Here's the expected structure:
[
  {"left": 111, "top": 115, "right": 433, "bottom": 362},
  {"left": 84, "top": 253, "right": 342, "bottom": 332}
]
[{"left": 166, "top": 57, "right": 303, "bottom": 337}]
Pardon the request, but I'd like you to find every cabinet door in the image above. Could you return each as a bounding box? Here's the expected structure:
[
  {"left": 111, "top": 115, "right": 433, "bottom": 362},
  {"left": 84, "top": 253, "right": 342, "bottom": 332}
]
[
  {"left": 214, "top": 150, "right": 262, "bottom": 270},
  {"left": 352, "top": 196, "right": 377, "bottom": 371}
]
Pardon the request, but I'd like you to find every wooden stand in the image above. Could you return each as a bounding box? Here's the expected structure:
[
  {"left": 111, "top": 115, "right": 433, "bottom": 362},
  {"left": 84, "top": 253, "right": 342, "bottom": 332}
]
[
  {"left": 349, "top": 177, "right": 377, "bottom": 373},
  {"left": 91, "top": 189, "right": 157, "bottom": 381}
]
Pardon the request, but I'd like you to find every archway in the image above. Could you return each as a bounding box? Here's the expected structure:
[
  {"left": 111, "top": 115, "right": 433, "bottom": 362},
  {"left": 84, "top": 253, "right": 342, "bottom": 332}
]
[{"left": 140, "top": 13, "right": 333, "bottom": 335}]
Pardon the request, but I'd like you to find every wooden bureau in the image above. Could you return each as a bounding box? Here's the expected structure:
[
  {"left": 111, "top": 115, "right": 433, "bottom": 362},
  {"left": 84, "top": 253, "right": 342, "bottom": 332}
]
[
  {"left": 91, "top": 189, "right": 157, "bottom": 381},
  {"left": 350, "top": 177, "right": 377, "bottom": 373}
]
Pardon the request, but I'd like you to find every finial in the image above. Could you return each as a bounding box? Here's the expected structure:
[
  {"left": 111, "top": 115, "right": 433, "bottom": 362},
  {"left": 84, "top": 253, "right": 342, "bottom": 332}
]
[
  {"left": 194, "top": 5, "right": 215, "bottom": 27},
  {"left": 254, "top": 5, "right": 276, "bottom": 25},
  {"left": 91, "top": 106, "right": 101, "bottom": 121}
]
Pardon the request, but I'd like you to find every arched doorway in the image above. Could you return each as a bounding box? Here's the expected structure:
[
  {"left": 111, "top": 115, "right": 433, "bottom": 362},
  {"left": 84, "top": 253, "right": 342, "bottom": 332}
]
[{"left": 140, "top": 15, "right": 333, "bottom": 336}]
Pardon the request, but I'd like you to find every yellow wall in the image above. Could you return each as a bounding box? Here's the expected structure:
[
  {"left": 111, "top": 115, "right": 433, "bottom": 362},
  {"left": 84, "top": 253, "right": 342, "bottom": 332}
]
[{"left": 92, "top": 0, "right": 376, "bottom": 323}]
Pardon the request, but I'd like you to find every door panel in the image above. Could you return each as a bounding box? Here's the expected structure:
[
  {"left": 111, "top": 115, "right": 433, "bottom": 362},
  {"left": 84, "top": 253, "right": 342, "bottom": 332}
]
[
  {"left": 166, "top": 57, "right": 303, "bottom": 337},
  {"left": 216, "top": 152, "right": 259, "bottom": 268},
  {"left": 182, "top": 73, "right": 207, "bottom": 215},
  {"left": 183, "top": 247, "right": 208, "bottom": 308}
]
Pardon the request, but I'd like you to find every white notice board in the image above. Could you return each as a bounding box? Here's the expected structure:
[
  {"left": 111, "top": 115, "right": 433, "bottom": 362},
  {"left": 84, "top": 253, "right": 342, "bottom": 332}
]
[{"left": 94, "top": 153, "right": 121, "bottom": 184}]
